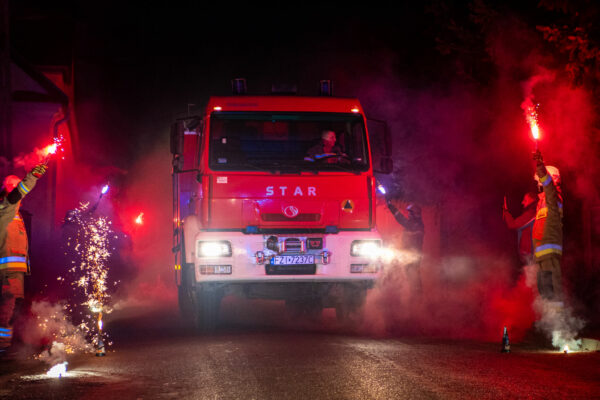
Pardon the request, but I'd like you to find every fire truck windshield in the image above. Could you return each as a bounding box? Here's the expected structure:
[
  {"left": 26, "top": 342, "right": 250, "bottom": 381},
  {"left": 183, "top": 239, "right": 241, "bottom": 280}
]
[{"left": 208, "top": 112, "right": 369, "bottom": 172}]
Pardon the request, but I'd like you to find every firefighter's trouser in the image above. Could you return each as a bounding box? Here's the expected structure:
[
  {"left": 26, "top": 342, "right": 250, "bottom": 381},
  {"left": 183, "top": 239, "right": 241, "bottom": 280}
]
[
  {"left": 0, "top": 271, "right": 24, "bottom": 349},
  {"left": 536, "top": 255, "right": 563, "bottom": 301}
]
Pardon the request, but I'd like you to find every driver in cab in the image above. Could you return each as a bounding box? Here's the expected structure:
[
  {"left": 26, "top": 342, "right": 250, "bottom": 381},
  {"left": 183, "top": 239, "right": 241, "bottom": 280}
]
[{"left": 304, "top": 130, "right": 346, "bottom": 163}]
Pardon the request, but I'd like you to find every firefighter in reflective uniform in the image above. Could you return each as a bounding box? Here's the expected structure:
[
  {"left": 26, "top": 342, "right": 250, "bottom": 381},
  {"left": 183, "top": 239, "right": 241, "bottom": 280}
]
[
  {"left": 0, "top": 165, "right": 47, "bottom": 352},
  {"left": 531, "top": 150, "right": 563, "bottom": 301}
]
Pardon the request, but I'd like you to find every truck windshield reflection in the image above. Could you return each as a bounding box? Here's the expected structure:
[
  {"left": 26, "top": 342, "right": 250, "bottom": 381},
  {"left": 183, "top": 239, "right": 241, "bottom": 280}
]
[{"left": 209, "top": 112, "right": 369, "bottom": 172}]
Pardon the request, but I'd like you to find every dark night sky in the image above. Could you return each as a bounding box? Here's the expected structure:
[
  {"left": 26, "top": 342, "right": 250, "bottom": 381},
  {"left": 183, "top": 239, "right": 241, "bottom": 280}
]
[{"left": 10, "top": 2, "right": 445, "bottom": 164}]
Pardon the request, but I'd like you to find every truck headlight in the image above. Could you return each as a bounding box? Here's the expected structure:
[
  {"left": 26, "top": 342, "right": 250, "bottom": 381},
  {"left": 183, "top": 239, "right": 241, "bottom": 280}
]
[
  {"left": 350, "top": 240, "right": 381, "bottom": 257},
  {"left": 197, "top": 241, "right": 232, "bottom": 257}
]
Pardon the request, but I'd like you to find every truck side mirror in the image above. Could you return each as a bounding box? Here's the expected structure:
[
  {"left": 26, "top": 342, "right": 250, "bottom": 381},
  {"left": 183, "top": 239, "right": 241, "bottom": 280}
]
[
  {"left": 170, "top": 122, "right": 184, "bottom": 155},
  {"left": 367, "top": 118, "right": 393, "bottom": 174}
]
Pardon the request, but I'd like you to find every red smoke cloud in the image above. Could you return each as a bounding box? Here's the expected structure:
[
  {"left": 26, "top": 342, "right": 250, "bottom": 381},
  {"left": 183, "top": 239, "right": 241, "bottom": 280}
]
[
  {"left": 13, "top": 146, "right": 47, "bottom": 171},
  {"left": 110, "top": 142, "right": 177, "bottom": 310},
  {"left": 341, "top": 12, "right": 598, "bottom": 341}
]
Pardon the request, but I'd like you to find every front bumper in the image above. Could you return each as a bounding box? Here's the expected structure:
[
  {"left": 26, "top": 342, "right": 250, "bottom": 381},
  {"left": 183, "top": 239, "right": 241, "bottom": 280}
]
[{"left": 191, "top": 230, "right": 383, "bottom": 283}]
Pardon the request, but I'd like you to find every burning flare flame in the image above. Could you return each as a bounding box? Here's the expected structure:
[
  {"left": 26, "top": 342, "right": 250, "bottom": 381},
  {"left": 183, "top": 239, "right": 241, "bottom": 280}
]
[
  {"left": 42, "top": 135, "right": 66, "bottom": 164},
  {"left": 526, "top": 104, "right": 540, "bottom": 140},
  {"left": 530, "top": 122, "right": 539, "bottom": 140},
  {"left": 135, "top": 212, "right": 144, "bottom": 225},
  {"left": 44, "top": 143, "right": 58, "bottom": 156}
]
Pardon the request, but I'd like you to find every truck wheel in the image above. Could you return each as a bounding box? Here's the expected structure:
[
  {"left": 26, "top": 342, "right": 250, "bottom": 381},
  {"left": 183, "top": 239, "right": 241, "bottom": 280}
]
[
  {"left": 193, "top": 285, "right": 222, "bottom": 333},
  {"left": 178, "top": 263, "right": 196, "bottom": 330},
  {"left": 178, "top": 286, "right": 195, "bottom": 320}
]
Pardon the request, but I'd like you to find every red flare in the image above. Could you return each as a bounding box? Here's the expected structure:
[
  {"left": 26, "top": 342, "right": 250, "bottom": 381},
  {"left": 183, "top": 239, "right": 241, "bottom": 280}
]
[
  {"left": 44, "top": 143, "right": 58, "bottom": 156},
  {"left": 526, "top": 104, "right": 541, "bottom": 141}
]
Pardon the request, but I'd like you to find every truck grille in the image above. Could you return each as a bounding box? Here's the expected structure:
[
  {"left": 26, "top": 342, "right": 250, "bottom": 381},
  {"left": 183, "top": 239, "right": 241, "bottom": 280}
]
[
  {"left": 282, "top": 238, "right": 304, "bottom": 253},
  {"left": 261, "top": 213, "right": 320, "bottom": 222}
]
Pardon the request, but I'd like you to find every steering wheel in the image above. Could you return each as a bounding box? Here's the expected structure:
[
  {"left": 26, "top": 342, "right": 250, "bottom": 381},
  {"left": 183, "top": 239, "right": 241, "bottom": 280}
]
[{"left": 312, "top": 153, "right": 352, "bottom": 163}]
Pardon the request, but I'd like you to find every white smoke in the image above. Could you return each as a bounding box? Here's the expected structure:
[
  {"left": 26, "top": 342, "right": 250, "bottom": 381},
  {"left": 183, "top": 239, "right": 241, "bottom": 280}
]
[
  {"left": 38, "top": 341, "right": 68, "bottom": 366},
  {"left": 534, "top": 298, "right": 585, "bottom": 351},
  {"left": 523, "top": 264, "right": 586, "bottom": 350},
  {"left": 27, "top": 300, "right": 92, "bottom": 364}
]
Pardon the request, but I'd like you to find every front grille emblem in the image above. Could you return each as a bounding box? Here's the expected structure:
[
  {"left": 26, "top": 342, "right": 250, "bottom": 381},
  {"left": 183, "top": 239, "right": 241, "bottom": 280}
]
[{"left": 283, "top": 205, "right": 299, "bottom": 218}]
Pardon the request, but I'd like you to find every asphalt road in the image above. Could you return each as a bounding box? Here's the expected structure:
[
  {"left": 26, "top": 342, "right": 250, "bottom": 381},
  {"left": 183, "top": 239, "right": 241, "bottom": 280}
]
[{"left": 1, "top": 300, "right": 599, "bottom": 400}]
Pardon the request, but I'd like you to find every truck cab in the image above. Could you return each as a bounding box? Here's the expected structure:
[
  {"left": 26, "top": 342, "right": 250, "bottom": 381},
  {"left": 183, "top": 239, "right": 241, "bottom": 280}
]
[{"left": 171, "top": 87, "right": 392, "bottom": 331}]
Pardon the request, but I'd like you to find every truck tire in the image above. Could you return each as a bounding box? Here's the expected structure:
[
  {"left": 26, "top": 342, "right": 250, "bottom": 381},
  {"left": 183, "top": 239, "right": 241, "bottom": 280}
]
[
  {"left": 178, "top": 263, "right": 195, "bottom": 319},
  {"left": 177, "top": 232, "right": 196, "bottom": 328},
  {"left": 193, "top": 285, "right": 222, "bottom": 333},
  {"left": 178, "top": 285, "right": 195, "bottom": 323}
]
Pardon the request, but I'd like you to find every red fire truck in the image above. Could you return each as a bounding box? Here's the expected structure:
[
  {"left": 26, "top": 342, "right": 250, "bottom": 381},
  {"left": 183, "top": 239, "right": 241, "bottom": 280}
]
[{"left": 171, "top": 81, "right": 392, "bottom": 331}]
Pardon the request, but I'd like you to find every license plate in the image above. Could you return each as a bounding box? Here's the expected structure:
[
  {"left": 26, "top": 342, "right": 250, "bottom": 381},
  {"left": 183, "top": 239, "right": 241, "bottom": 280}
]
[{"left": 271, "top": 255, "right": 315, "bottom": 265}]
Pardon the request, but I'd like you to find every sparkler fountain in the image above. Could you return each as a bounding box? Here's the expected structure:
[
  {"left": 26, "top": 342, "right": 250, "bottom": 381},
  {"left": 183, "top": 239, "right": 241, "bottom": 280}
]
[
  {"left": 83, "top": 185, "right": 112, "bottom": 356},
  {"left": 96, "top": 311, "right": 105, "bottom": 357},
  {"left": 58, "top": 184, "right": 116, "bottom": 363}
]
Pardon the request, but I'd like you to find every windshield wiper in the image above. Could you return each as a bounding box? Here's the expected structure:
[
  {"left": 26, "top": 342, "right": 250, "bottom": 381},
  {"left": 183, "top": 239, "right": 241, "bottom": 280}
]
[
  {"left": 235, "top": 161, "right": 268, "bottom": 172},
  {"left": 322, "top": 163, "right": 361, "bottom": 174},
  {"left": 244, "top": 160, "right": 303, "bottom": 174}
]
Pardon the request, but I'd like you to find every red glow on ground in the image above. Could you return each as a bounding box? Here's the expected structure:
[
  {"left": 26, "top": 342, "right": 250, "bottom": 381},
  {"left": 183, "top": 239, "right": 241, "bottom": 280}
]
[{"left": 484, "top": 271, "right": 537, "bottom": 342}]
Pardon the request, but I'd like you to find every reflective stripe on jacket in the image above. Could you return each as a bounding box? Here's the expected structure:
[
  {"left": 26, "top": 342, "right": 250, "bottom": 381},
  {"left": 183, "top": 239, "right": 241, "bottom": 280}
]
[{"left": 0, "top": 327, "right": 13, "bottom": 339}]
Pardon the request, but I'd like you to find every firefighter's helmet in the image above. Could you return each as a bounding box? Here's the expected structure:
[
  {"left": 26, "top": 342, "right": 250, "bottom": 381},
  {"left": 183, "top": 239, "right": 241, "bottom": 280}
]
[
  {"left": 534, "top": 165, "right": 561, "bottom": 187},
  {"left": 2, "top": 175, "right": 20, "bottom": 193}
]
